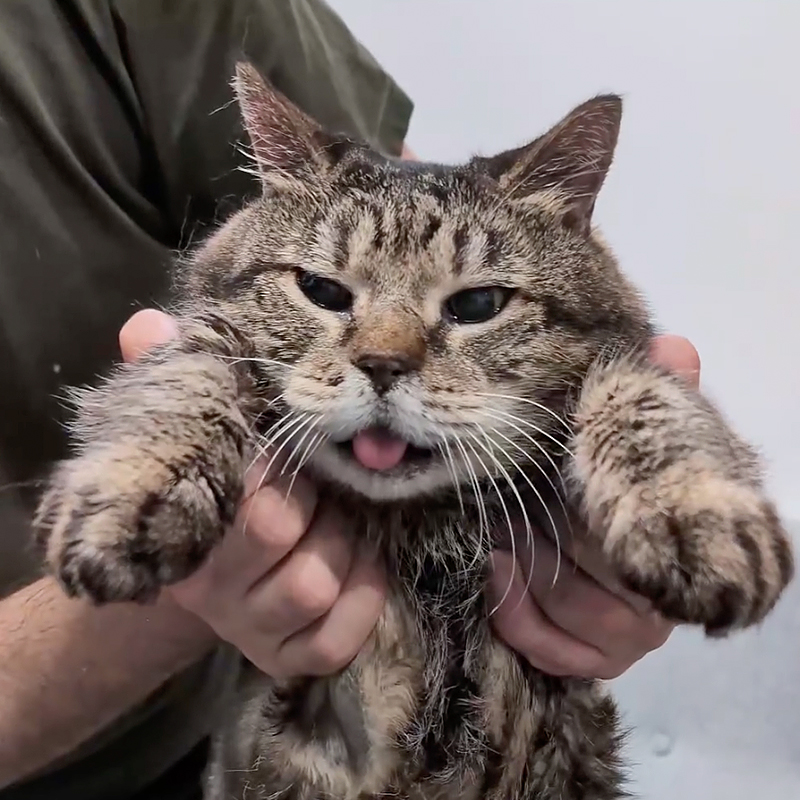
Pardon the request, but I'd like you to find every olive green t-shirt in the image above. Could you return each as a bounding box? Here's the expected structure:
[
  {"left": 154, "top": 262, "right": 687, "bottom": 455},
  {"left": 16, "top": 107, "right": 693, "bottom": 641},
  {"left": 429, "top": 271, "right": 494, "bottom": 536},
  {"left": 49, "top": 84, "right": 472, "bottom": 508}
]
[{"left": 0, "top": 1, "right": 412, "bottom": 798}]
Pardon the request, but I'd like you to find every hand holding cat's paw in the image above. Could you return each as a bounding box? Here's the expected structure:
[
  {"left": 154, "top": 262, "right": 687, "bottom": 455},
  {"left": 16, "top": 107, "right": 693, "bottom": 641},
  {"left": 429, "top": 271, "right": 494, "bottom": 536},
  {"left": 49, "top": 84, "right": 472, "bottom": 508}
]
[
  {"left": 488, "top": 334, "right": 699, "bottom": 679},
  {"left": 166, "top": 457, "right": 387, "bottom": 679},
  {"left": 119, "top": 308, "right": 387, "bottom": 679},
  {"left": 34, "top": 310, "right": 249, "bottom": 604},
  {"left": 571, "top": 335, "right": 793, "bottom": 637}
]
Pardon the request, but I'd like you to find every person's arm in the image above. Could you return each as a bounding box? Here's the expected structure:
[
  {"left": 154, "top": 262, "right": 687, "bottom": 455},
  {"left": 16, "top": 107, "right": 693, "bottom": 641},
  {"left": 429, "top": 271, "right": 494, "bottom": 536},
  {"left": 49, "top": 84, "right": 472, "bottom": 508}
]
[
  {"left": 0, "top": 303, "right": 387, "bottom": 790},
  {"left": 0, "top": 579, "right": 213, "bottom": 788}
]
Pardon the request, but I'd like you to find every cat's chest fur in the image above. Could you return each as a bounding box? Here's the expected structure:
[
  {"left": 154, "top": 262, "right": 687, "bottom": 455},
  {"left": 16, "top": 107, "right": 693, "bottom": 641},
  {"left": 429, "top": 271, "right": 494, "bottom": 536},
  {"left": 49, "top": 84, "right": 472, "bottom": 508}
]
[{"left": 206, "top": 506, "right": 527, "bottom": 800}]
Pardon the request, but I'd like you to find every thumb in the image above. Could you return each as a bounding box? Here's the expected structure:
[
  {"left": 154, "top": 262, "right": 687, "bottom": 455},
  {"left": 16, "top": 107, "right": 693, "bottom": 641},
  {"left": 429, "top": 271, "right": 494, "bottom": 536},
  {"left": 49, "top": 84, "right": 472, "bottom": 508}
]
[
  {"left": 650, "top": 334, "right": 701, "bottom": 389},
  {"left": 119, "top": 309, "right": 178, "bottom": 362}
]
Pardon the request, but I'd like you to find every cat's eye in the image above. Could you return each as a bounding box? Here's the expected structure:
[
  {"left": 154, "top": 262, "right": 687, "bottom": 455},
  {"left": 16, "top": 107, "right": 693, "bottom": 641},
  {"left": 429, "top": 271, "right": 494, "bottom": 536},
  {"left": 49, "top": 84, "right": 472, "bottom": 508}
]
[
  {"left": 295, "top": 269, "right": 353, "bottom": 312},
  {"left": 444, "top": 286, "right": 515, "bottom": 324}
]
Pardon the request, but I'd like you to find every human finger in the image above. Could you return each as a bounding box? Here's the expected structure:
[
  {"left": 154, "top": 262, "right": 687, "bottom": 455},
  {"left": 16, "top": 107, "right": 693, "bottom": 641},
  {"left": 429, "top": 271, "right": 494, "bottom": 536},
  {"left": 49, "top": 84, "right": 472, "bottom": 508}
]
[
  {"left": 119, "top": 308, "right": 178, "bottom": 361},
  {"left": 274, "top": 548, "right": 387, "bottom": 677},
  {"left": 650, "top": 334, "right": 701, "bottom": 388}
]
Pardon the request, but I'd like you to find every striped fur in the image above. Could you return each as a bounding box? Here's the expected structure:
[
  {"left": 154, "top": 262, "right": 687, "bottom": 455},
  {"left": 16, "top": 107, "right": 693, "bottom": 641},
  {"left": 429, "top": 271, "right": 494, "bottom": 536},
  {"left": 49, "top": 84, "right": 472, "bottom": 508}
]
[{"left": 34, "top": 65, "right": 793, "bottom": 800}]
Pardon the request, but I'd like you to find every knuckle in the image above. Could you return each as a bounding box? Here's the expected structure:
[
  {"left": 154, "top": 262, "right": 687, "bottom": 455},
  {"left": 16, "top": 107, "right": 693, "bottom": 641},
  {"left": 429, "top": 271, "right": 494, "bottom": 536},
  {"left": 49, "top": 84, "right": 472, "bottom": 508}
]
[
  {"left": 245, "top": 494, "right": 309, "bottom": 552},
  {"left": 593, "top": 660, "right": 629, "bottom": 681},
  {"left": 288, "top": 568, "right": 340, "bottom": 620},
  {"left": 311, "top": 635, "right": 354, "bottom": 674},
  {"left": 267, "top": 519, "right": 307, "bottom": 553}
]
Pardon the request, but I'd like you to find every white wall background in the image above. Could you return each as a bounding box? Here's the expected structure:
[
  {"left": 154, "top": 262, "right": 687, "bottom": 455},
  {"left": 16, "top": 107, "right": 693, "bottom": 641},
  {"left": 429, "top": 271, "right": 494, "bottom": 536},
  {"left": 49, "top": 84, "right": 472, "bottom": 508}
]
[{"left": 329, "top": 1, "right": 800, "bottom": 797}]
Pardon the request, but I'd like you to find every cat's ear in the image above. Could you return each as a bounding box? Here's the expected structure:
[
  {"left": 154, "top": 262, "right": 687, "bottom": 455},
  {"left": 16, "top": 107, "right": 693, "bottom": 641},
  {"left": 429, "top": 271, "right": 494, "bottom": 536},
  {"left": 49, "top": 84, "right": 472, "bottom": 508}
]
[
  {"left": 232, "top": 62, "right": 336, "bottom": 185},
  {"left": 480, "top": 95, "right": 622, "bottom": 234}
]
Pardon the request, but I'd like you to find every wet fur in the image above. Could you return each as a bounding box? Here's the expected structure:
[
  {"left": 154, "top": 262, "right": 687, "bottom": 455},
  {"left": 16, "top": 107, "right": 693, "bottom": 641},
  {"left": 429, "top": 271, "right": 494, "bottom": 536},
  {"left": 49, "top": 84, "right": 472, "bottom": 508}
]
[{"left": 34, "top": 65, "right": 793, "bottom": 799}]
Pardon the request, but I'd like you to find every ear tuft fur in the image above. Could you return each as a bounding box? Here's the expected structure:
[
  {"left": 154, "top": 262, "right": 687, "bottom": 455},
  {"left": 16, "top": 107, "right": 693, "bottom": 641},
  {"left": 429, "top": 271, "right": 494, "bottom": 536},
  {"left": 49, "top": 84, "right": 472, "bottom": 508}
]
[
  {"left": 232, "top": 62, "right": 333, "bottom": 185},
  {"left": 477, "top": 95, "right": 623, "bottom": 233}
]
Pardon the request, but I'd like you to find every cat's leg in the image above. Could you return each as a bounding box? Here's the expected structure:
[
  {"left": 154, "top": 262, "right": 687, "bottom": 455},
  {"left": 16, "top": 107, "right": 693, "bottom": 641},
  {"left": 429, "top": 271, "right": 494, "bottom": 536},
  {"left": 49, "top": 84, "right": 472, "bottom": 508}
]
[
  {"left": 568, "top": 355, "right": 794, "bottom": 635},
  {"left": 34, "top": 315, "right": 256, "bottom": 603}
]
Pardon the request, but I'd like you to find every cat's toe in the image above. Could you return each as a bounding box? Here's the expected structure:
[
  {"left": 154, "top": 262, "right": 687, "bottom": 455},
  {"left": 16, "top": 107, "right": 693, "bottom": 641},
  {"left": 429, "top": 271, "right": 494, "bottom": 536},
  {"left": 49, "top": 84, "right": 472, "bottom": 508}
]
[
  {"left": 56, "top": 534, "right": 164, "bottom": 602},
  {"left": 604, "top": 476, "right": 793, "bottom": 636},
  {"left": 34, "top": 448, "right": 241, "bottom": 604},
  {"left": 35, "top": 479, "right": 168, "bottom": 602}
]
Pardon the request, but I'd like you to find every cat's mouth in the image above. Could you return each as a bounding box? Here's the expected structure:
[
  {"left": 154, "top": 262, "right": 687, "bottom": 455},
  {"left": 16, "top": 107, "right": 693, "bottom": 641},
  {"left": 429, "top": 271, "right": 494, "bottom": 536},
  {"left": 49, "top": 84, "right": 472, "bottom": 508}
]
[{"left": 335, "top": 427, "right": 435, "bottom": 472}]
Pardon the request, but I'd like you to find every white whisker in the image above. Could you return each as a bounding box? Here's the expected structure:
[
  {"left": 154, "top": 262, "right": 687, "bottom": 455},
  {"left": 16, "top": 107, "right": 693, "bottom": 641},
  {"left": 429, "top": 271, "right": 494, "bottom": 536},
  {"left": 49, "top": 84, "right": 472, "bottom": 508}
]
[
  {"left": 465, "top": 430, "right": 535, "bottom": 615},
  {"left": 461, "top": 438, "right": 516, "bottom": 616},
  {"left": 473, "top": 418, "right": 571, "bottom": 588},
  {"left": 474, "top": 392, "right": 572, "bottom": 432},
  {"left": 483, "top": 407, "right": 573, "bottom": 458},
  {"left": 439, "top": 437, "right": 465, "bottom": 515},
  {"left": 241, "top": 412, "right": 314, "bottom": 535},
  {"left": 251, "top": 412, "right": 306, "bottom": 465},
  {"left": 215, "top": 354, "right": 293, "bottom": 371},
  {"left": 285, "top": 429, "right": 328, "bottom": 503},
  {"left": 452, "top": 437, "right": 489, "bottom": 569},
  {"left": 476, "top": 409, "right": 570, "bottom": 498},
  {"left": 279, "top": 415, "right": 321, "bottom": 477},
  {"left": 245, "top": 407, "right": 293, "bottom": 473}
]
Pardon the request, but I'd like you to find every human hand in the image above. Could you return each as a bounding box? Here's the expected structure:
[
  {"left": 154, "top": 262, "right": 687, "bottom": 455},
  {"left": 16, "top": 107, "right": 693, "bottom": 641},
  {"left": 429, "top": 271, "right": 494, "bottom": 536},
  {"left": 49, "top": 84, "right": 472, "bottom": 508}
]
[
  {"left": 488, "top": 335, "right": 701, "bottom": 680},
  {"left": 118, "top": 309, "right": 386, "bottom": 679}
]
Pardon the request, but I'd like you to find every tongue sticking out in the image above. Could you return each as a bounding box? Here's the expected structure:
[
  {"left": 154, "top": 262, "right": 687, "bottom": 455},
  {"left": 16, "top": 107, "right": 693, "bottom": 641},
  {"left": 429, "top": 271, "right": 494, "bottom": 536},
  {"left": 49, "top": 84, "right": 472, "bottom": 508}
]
[{"left": 351, "top": 429, "right": 408, "bottom": 471}]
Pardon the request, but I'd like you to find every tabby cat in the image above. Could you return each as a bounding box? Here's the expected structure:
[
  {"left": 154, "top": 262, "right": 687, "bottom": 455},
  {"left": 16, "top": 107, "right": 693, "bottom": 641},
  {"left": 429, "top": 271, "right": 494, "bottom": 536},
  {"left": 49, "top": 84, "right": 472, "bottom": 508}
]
[{"left": 34, "top": 64, "right": 794, "bottom": 800}]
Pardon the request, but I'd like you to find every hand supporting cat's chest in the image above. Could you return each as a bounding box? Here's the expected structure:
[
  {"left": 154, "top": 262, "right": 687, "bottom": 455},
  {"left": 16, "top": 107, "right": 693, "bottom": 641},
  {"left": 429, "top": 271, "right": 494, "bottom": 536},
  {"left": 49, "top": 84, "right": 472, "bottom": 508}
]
[
  {"left": 222, "top": 584, "right": 504, "bottom": 798},
  {"left": 216, "top": 570, "right": 624, "bottom": 800}
]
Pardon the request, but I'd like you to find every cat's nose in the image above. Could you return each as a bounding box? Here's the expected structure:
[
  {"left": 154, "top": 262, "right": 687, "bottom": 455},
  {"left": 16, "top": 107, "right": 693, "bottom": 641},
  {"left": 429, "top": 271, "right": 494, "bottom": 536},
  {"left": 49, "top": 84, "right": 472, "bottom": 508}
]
[{"left": 354, "top": 353, "right": 420, "bottom": 394}]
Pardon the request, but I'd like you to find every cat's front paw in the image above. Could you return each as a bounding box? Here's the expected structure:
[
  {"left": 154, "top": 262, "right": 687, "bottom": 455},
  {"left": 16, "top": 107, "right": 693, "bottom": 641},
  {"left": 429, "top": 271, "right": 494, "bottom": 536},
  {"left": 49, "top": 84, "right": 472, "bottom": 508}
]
[
  {"left": 601, "top": 473, "right": 793, "bottom": 635},
  {"left": 34, "top": 437, "right": 244, "bottom": 603},
  {"left": 570, "top": 358, "right": 794, "bottom": 636}
]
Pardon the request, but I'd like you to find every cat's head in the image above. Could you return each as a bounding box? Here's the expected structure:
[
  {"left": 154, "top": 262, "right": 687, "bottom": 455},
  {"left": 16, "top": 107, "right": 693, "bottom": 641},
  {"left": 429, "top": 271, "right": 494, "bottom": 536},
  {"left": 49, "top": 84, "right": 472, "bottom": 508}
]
[{"left": 186, "top": 64, "right": 650, "bottom": 503}]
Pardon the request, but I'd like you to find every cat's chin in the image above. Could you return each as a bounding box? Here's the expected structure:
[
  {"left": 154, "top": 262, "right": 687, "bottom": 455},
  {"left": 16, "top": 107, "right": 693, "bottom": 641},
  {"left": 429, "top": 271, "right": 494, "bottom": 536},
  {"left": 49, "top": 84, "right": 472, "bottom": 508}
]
[{"left": 309, "top": 440, "right": 455, "bottom": 502}]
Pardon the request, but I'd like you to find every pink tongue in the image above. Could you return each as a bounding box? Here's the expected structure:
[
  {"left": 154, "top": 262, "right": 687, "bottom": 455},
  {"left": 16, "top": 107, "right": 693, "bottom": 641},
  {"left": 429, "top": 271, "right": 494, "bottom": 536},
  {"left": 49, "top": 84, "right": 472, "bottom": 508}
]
[{"left": 352, "top": 429, "right": 408, "bottom": 471}]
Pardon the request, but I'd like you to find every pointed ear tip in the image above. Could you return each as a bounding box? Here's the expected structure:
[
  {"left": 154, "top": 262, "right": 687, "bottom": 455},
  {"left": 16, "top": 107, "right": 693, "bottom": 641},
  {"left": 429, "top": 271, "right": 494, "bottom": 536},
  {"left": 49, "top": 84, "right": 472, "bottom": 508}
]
[
  {"left": 234, "top": 61, "right": 257, "bottom": 78},
  {"left": 232, "top": 61, "right": 266, "bottom": 93},
  {"left": 595, "top": 93, "right": 624, "bottom": 117},
  {"left": 567, "top": 94, "right": 623, "bottom": 129},
  {"left": 576, "top": 93, "right": 622, "bottom": 110}
]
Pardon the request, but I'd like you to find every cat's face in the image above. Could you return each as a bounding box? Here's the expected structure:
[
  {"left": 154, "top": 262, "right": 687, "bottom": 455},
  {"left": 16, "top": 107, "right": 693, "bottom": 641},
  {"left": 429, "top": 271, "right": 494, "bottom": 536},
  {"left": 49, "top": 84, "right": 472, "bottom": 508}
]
[{"left": 188, "top": 65, "right": 650, "bottom": 503}]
